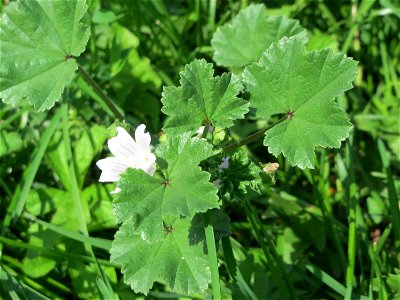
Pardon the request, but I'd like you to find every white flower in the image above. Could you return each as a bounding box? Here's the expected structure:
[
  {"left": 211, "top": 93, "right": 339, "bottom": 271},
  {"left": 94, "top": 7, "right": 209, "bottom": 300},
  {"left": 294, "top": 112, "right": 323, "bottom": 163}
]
[
  {"left": 218, "top": 157, "right": 230, "bottom": 170},
  {"left": 196, "top": 125, "right": 214, "bottom": 137},
  {"left": 96, "top": 125, "right": 156, "bottom": 193}
]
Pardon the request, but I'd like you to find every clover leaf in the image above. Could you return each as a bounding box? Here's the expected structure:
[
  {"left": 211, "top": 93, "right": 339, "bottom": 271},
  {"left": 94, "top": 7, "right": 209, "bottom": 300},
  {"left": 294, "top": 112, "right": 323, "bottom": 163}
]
[
  {"left": 243, "top": 37, "right": 357, "bottom": 168},
  {"left": 161, "top": 59, "right": 249, "bottom": 134},
  {"left": 0, "top": 0, "right": 90, "bottom": 110},
  {"left": 211, "top": 4, "right": 307, "bottom": 68}
]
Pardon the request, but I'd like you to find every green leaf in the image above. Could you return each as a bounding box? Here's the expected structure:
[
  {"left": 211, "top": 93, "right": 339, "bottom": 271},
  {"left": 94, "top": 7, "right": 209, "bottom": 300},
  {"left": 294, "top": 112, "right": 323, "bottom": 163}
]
[
  {"left": 111, "top": 215, "right": 210, "bottom": 295},
  {"left": 113, "top": 133, "right": 219, "bottom": 223},
  {"left": 161, "top": 59, "right": 249, "bottom": 134},
  {"left": 216, "top": 151, "right": 262, "bottom": 201},
  {"left": 0, "top": 0, "right": 90, "bottom": 110},
  {"left": 243, "top": 37, "right": 357, "bottom": 168},
  {"left": 110, "top": 135, "right": 228, "bottom": 295},
  {"left": 211, "top": 4, "right": 307, "bottom": 68}
]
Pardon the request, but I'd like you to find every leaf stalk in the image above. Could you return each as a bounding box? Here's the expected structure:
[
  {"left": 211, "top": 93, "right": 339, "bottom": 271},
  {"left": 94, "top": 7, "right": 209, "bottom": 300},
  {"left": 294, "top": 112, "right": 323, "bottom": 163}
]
[
  {"left": 77, "top": 63, "right": 124, "bottom": 121},
  {"left": 223, "top": 116, "right": 286, "bottom": 152},
  {"left": 204, "top": 211, "right": 222, "bottom": 299}
]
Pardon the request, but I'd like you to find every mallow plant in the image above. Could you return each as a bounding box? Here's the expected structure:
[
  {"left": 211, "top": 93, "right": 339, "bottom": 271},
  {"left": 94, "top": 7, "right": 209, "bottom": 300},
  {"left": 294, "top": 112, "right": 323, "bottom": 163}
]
[{"left": 0, "top": 1, "right": 358, "bottom": 298}]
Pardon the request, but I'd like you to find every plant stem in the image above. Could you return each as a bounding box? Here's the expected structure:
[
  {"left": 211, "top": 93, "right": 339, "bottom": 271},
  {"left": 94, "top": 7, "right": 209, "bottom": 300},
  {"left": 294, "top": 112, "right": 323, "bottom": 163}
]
[
  {"left": 223, "top": 116, "right": 286, "bottom": 153},
  {"left": 77, "top": 63, "right": 124, "bottom": 121},
  {"left": 201, "top": 122, "right": 211, "bottom": 139},
  {"left": 208, "top": 0, "right": 216, "bottom": 35},
  {"left": 204, "top": 211, "right": 222, "bottom": 299},
  {"left": 60, "top": 95, "right": 105, "bottom": 284},
  {"left": 345, "top": 137, "right": 357, "bottom": 300}
]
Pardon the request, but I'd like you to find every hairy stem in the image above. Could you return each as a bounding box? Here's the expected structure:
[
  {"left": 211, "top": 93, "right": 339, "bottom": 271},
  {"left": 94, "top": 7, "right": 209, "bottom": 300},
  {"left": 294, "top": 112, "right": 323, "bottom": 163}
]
[
  {"left": 223, "top": 116, "right": 286, "bottom": 153},
  {"left": 77, "top": 63, "right": 124, "bottom": 121},
  {"left": 201, "top": 122, "right": 211, "bottom": 139},
  {"left": 204, "top": 211, "right": 221, "bottom": 299}
]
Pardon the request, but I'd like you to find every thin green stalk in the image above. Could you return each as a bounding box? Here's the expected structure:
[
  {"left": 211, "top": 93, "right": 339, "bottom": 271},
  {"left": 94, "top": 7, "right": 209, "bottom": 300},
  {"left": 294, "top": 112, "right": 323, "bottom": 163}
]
[
  {"left": 305, "top": 263, "right": 346, "bottom": 297},
  {"left": 195, "top": 0, "right": 201, "bottom": 46},
  {"left": 244, "top": 200, "right": 297, "bottom": 300},
  {"left": 208, "top": 0, "right": 216, "bottom": 35},
  {"left": 0, "top": 236, "right": 114, "bottom": 267},
  {"left": 0, "top": 107, "right": 26, "bottom": 131},
  {"left": 22, "top": 212, "right": 111, "bottom": 251},
  {"left": 313, "top": 161, "right": 347, "bottom": 275},
  {"left": 223, "top": 117, "right": 286, "bottom": 153},
  {"left": 345, "top": 138, "right": 357, "bottom": 300},
  {"left": 221, "top": 237, "right": 257, "bottom": 300},
  {"left": 317, "top": 3, "right": 337, "bottom": 30},
  {"left": 204, "top": 211, "right": 221, "bottom": 299},
  {"left": 1, "top": 264, "right": 56, "bottom": 299},
  {"left": 61, "top": 97, "right": 110, "bottom": 290},
  {"left": 77, "top": 63, "right": 124, "bottom": 121},
  {"left": 201, "top": 123, "right": 221, "bottom": 299},
  {"left": 0, "top": 266, "right": 52, "bottom": 300},
  {"left": 342, "top": 0, "right": 376, "bottom": 53},
  {"left": 377, "top": 140, "right": 400, "bottom": 253},
  {"left": 368, "top": 224, "right": 391, "bottom": 300}
]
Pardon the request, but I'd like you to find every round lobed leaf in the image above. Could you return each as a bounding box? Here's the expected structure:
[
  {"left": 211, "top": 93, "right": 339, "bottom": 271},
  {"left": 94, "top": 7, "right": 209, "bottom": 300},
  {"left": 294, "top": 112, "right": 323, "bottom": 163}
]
[
  {"left": 211, "top": 4, "right": 307, "bottom": 68},
  {"left": 243, "top": 37, "right": 357, "bottom": 168},
  {"left": 0, "top": 0, "right": 90, "bottom": 110},
  {"left": 161, "top": 59, "right": 249, "bottom": 134}
]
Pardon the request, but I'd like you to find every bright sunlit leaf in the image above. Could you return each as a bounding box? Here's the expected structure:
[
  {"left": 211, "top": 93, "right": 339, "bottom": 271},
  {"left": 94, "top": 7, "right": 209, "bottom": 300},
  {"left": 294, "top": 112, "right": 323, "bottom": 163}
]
[
  {"left": 161, "top": 59, "right": 249, "bottom": 134},
  {"left": 243, "top": 37, "right": 357, "bottom": 168},
  {"left": 111, "top": 209, "right": 230, "bottom": 295},
  {"left": 113, "top": 133, "right": 218, "bottom": 223},
  {"left": 0, "top": 0, "right": 90, "bottom": 110}
]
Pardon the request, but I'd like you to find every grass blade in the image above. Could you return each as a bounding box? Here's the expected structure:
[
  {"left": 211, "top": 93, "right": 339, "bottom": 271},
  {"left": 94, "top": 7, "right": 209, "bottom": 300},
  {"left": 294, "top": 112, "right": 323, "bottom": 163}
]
[
  {"left": 377, "top": 139, "right": 400, "bottom": 253},
  {"left": 1, "top": 107, "right": 63, "bottom": 258},
  {"left": 305, "top": 263, "right": 346, "bottom": 296},
  {"left": 221, "top": 236, "right": 258, "bottom": 300},
  {"left": 22, "top": 212, "right": 112, "bottom": 251}
]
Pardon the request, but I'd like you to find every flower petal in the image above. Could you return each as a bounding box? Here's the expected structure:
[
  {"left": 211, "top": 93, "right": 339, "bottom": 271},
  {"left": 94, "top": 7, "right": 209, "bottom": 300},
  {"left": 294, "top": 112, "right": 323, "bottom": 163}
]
[
  {"left": 219, "top": 157, "right": 230, "bottom": 170},
  {"left": 136, "top": 153, "right": 157, "bottom": 176},
  {"left": 196, "top": 125, "right": 214, "bottom": 137},
  {"left": 134, "top": 124, "right": 151, "bottom": 153},
  {"left": 110, "top": 187, "right": 121, "bottom": 194},
  {"left": 108, "top": 127, "right": 140, "bottom": 160},
  {"left": 96, "top": 157, "right": 129, "bottom": 182}
]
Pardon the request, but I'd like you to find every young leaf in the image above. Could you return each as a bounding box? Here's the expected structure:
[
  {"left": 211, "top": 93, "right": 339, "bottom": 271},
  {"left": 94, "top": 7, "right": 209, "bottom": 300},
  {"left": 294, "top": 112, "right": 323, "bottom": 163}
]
[
  {"left": 211, "top": 4, "right": 307, "bottom": 68},
  {"left": 113, "top": 133, "right": 219, "bottom": 223},
  {"left": 0, "top": 0, "right": 90, "bottom": 110},
  {"left": 161, "top": 59, "right": 249, "bottom": 134},
  {"left": 218, "top": 151, "right": 262, "bottom": 201},
  {"left": 243, "top": 37, "right": 357, "bottom": 168}
]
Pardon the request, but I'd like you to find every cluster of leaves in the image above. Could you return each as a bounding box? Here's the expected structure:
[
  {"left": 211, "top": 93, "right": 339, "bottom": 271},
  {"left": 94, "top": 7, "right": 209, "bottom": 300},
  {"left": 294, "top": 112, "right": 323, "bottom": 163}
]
[
  {"left": 109, "top": 3, "right": 357, "bottom": 295},
  {"left": 1, "top": 0, "right": 399, "bottom": 299}
]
